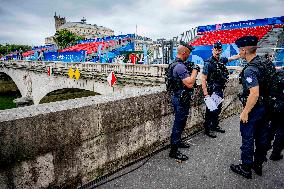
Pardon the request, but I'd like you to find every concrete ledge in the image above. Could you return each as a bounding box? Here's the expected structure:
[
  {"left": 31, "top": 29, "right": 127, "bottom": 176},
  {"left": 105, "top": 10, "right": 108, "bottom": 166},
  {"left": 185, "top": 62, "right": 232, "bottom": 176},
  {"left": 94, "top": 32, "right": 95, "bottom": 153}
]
[{"left": 0, "top": 80, "right": 242, "bottom": 188}]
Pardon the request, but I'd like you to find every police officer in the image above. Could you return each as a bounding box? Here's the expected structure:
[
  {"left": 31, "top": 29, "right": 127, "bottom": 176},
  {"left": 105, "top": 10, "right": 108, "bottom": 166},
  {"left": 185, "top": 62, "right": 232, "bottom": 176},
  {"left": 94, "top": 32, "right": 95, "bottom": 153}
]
[
  {"left": 268, "top": 67, "right": 284, "bottom": 161},
  {"left": 230, "top": 36, "right": 270, "bottom": 179},
  {"left": 201, "top": 41, "right": 240, "bottom": 138},
  {"left": 169, "top": 41, "right": 200, "bottom": 161}
]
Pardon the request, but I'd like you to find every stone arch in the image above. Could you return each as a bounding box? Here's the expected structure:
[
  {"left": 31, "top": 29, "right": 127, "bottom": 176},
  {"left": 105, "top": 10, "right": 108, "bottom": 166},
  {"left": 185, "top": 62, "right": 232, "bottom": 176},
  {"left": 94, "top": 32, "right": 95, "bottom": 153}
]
[
  {"left": 34, "top": 81, "right": 106, "bottom": 105},
  {"left": 39, "top": 88, "right": 100, "bottom": 104},
  {"left": 0, "top": 69, "right": 26, "bottom": 97}
]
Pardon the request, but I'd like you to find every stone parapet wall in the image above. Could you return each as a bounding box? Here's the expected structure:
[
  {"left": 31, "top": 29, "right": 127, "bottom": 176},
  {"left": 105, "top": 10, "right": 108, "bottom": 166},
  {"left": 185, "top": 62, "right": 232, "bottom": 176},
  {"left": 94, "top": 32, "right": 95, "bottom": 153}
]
[
  {"left": 2, "top": 61, "right": 168, "bottom": 78},
  {"left": 0, "top": 79, "right": 242, "bottom": 188}
]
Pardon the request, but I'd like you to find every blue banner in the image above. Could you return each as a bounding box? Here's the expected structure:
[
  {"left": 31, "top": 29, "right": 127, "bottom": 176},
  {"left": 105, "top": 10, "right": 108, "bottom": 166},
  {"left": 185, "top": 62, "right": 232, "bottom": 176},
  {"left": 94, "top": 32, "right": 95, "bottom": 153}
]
[
  {"left": 197, "top": 16, "right": 284, "bottom": 32},
  {"left": 44, "top": 50, "right": 86, "bottom": 62},
  {"left": 32, "top": 44, "right": 56, "bottom": 51},
  {"left": 275, "top": 44, "right": 284, "bottom": 67},
  {"left": 78, "top": 34, "right": 135, "bottom": 44},
  {"left": 186, "top": 44, "right": 240, "bottom": 66}
]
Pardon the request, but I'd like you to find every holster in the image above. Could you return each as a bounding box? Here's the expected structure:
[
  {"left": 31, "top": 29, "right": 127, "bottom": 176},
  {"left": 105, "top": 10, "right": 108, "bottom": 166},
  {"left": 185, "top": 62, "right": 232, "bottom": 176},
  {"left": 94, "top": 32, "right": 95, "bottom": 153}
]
[{"left": 179, "top": 90, "right": 192, "bottom": 106}]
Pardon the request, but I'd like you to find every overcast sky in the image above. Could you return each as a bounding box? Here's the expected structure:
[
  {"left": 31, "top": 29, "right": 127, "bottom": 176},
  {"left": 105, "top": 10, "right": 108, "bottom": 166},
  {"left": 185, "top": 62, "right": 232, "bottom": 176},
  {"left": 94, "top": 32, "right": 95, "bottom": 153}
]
[{"left": 0, "top": 0, "right": 283, "bottom": 46}]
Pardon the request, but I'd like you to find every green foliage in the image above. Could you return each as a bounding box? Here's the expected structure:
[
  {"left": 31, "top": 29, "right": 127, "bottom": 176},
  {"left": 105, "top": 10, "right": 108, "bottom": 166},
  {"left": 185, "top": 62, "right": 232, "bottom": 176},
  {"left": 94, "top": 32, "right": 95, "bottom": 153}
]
[
  {"left": 0, "top": 44, "right": 32, "bottom": 56},
  {"left": 0, "top": 91, "right": 20, "bottom": 110},
  {"left": 54, "top": 29, "right": 84, "bottom": 49}
]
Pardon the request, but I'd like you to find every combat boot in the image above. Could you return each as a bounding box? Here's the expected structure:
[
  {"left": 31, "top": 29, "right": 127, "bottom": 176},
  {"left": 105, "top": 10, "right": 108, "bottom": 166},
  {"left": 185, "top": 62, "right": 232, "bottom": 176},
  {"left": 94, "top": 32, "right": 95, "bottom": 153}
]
[
  {"left": 212, "top": 126, "right": 225, "bottom": 133},
  {"left": 205, "top": 130, "right": 217, "bottom": 138},
  {"left": 169, "top": 145, "right": 189, "bottom": 161},
  {"left": 230, "top": 164, "right": 252, "bottom": 179},
  {"left": 178, "top": 141, "right": 191, "bottom": 148},
  {"left": 270, "top": 152, "right": 283, "bottom": 161},
  {"left": 252, "top": 162, "right": 263, "bottom": 176}
]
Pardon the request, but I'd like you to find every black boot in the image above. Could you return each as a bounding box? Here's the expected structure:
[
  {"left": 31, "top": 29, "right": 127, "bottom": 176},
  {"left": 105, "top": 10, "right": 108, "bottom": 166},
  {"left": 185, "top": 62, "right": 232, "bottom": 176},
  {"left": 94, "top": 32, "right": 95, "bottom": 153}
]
[
  {"left": 270, "top": 152, "right": 283, "bottom": 161},
  {"left": 169, "top": 145, "right": 189, "bottom": 161},
  {"left": 205, "top": 130, "right": 217, "bottom": 138},
  {"left": 212, "top": 126, "right": 225, "bottom": 133},
  {"left": 230, "top": 164, "right": 252, "bottom": 179},
  {"left": 178, "top": 141, "right": 191, "bottom": 148},
  {"left": 252, "top": 162, "right": 263, "bottom": 176}
]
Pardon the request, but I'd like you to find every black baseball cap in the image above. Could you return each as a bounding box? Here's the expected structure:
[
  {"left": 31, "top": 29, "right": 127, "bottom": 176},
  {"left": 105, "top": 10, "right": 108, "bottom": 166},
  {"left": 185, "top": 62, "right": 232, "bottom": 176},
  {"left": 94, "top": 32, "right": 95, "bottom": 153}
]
[
  {"left": 213, "top": 41, "right": 222, "bottom": 49},
  {"left": 235, "top": 36, "right": 258, "bottom": 48},
  {"left": 180, "top": 41, "right": 195, "bottom": 51}
]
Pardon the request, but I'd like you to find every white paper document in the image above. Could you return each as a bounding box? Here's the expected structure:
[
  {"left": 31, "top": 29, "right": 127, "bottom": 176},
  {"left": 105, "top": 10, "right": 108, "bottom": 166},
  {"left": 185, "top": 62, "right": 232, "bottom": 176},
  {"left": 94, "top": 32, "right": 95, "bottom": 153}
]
[
  {"left": 204, "top": 93, "right": 224, "bottom": 111},
  {"left": 204, "top": 96, "right": 218, "bottom": 111},
  {"left": 211, "top": 92, "right": 224, "bottom": 107}
]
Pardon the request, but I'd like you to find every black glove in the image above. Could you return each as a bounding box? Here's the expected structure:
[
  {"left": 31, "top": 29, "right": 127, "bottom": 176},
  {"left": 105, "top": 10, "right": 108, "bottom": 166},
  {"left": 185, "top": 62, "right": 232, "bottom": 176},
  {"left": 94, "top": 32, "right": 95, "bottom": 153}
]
[{"left": 192, "top": 64, "right": 200, "bottom": 72}]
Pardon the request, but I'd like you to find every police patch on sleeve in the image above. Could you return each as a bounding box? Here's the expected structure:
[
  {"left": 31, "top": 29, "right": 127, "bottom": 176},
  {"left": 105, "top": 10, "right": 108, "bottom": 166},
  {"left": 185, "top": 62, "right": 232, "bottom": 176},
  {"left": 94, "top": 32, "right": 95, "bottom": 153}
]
[{"left": 246, "top": 77, "right": 253, "bottom": 83}]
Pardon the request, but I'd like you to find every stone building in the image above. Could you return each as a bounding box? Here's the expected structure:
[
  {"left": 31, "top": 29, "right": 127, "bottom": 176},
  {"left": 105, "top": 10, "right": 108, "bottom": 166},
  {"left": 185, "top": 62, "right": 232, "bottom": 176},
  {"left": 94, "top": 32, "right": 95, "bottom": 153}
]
[{"left": 45, "top": 13, "right": 114, "bottom": 45}]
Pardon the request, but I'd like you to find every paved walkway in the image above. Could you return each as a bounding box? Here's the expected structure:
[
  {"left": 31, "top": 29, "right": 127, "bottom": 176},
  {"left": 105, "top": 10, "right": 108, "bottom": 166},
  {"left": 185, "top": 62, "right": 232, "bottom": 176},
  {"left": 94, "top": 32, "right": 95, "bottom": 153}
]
[{"left": 95, "top": 115, "right": 284, "bottom": 189}]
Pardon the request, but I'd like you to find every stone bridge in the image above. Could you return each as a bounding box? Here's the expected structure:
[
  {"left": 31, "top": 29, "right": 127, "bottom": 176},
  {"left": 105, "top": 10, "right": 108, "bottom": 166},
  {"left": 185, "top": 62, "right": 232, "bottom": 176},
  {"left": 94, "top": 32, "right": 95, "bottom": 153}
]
[
  {"left": 0, "top": 61, "right": 166, "bottom": 104},
  {"left": 0, "top": 76, "right": 243, "bottom": 189},
  {"left": 0, "top": 61, "right": 241, "bottom": 105}
]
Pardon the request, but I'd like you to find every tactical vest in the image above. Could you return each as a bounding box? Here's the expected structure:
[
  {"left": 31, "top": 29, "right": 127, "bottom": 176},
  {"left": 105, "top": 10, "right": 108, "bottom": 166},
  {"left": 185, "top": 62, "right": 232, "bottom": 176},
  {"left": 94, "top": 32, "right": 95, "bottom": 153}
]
[
  {"left": 207, "top": 57, "right": 229, "bottom": 90},
  {"left": 239, "top": 56, "right": 276, "bottom": 101},
  {"left": 165, "top": 59, "right": 185, "bottom": 92}
]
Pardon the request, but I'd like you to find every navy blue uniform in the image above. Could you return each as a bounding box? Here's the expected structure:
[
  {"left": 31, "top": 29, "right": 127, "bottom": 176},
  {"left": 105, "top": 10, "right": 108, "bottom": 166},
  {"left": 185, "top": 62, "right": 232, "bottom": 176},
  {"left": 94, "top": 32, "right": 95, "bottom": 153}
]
[
  {"left": 239, "top": 56, "right": 269, "bottom": 165},
  {"left": 202, "top": 56, "right": 228, "bottom": 132},
  {"left": 268, "top": 68, "right": 284, "bottom": 159},
  {"left": 170, "top": 59, "right": 191, "bottom": 146},
  {"left": 269, "top": 110, "right": 284, "bottom": 157}
]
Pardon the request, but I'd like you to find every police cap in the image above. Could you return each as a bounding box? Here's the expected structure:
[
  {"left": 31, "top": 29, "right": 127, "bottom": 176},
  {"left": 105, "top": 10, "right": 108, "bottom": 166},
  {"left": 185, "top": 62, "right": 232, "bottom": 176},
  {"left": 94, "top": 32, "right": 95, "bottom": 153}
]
[
  {"left": 235, "top": 35, "right": 258, "bottom": 48},
  {"left": 180, "top": 41, "right": 195, "bottom": 51},
  {"left": 213, "top": 41, "right": 222, "bottom": 49}
]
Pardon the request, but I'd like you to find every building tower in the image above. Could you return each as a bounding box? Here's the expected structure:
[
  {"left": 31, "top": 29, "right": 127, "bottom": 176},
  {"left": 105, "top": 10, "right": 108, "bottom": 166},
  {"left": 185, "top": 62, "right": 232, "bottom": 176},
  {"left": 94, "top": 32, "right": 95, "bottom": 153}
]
[{"left": 54, "top": 12, "right": 66, "bottom": 31}]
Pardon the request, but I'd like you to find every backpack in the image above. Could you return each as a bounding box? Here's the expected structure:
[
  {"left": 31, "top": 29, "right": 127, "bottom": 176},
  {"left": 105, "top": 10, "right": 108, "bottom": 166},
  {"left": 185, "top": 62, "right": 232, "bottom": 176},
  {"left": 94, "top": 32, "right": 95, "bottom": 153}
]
[
  {"left": 243, "top": 58, "right": 284, "bottom": 112},
  {"left": 165, "top": 61, "right": 183, "bottom": 92},
  {"left": 270, "top": 69, "right": 284, "bottom": 113}
]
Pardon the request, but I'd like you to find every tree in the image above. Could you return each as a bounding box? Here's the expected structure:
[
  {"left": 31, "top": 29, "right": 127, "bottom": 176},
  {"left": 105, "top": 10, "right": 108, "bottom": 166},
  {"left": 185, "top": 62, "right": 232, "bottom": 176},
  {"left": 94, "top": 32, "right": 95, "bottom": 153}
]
[
  {"left": 0, "top": 44, "right": 31, "bottom": 55},
  {"left": 54, "top": 29, "right": 84, "bottom": 49}
]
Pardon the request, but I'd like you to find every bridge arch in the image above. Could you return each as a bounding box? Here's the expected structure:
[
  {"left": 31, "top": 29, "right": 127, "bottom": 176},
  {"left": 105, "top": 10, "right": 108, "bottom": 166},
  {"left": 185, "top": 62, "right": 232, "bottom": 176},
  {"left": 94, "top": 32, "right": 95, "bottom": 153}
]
[
  {"left": 33, "top": 78, "right": 111, "bottom": 105},
  {"left": 39, "top": 88, "right": 100, "bottom": 104},
  {"left": 0, "top": 69, "right": 28, "bottom": 98}
]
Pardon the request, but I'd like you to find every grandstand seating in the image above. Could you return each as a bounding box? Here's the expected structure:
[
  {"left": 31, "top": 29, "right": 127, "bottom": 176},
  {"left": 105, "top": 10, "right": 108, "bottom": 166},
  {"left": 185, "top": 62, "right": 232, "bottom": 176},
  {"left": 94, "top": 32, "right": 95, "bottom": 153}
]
[
  {"left": 61, "top": 40, "right": 116, "bottom": 55},
  {"left": 60, "top": 38, "right": 132, "bottom": 55},
  {"left": 22, "top": 50, "right": 35, "bottom": 57},
  {"left": 190, "top": 25, "right": 273, "bottom": 46}
]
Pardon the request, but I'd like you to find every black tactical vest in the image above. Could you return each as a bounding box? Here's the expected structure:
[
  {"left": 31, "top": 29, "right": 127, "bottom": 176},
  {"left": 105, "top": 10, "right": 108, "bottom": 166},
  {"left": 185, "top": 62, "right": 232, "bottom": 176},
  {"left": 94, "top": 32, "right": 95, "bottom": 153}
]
[
  {"left": 165, "top": 59, "right": 185, "bottom": 92},
  {"left": 207, "top": 57, "right": 229, "bottom": 90},
  {"left": 239, "top": 56, "right": 274, "bottom": 100}
]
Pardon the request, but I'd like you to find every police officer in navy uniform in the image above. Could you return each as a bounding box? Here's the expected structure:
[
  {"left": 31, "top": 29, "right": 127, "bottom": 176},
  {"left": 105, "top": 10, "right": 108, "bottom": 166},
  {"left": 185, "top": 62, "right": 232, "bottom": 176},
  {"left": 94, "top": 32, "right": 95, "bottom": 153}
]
[
  {"left": 230, "top": 36, "right": 270, "bottom": 179},
  {"left": 169, "top": 41, "right": 200, "bottom": 161},
  {"left": 268, "top": 67, "right": 284, "bottom": 161},
  {"left": 201, "top": 41, "right": 240, "bottom": 138}
]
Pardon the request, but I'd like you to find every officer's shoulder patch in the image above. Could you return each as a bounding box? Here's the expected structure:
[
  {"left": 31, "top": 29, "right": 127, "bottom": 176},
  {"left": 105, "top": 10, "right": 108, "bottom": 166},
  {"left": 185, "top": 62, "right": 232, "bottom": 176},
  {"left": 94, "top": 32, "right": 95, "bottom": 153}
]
[{"left": 246, "top": 77, "right": 253, "bottom": 83}]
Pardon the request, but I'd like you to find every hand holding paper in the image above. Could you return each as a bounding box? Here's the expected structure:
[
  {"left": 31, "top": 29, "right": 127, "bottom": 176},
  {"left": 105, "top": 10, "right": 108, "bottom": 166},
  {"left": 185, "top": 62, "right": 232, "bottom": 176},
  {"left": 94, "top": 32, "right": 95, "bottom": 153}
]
[
  {"left": 204, "top": 93, "right": 223, "bottom": 111},
  {"left": 204, "top": 96, "right": 218, "bottom": 111}
]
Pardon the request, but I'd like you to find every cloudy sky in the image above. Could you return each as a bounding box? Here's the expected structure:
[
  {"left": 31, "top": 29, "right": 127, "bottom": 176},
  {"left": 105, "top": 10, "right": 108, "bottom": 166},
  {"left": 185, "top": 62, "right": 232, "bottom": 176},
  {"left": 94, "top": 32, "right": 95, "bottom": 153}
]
[{"left": 0, "top": 0, "right": 283, "bottom": 45}]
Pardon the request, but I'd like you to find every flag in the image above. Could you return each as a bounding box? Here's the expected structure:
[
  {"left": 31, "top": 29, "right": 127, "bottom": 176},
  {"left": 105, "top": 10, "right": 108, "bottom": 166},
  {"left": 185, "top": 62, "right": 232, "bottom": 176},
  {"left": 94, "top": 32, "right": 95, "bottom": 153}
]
[
  {"left": 47, "top": 66, "right": 52, "bottom": 76},
  {"left": 74, "top": 68, "right": 80, "bottom": 80},
  {"left": 68, "top": 67, "right": 74, "bottom": 79},
  {"left": 107, "top": 71, "right": 117, "bottom": 87},
  {"left": 130, "top": 54, "right": 138, "bottom": 64}
]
